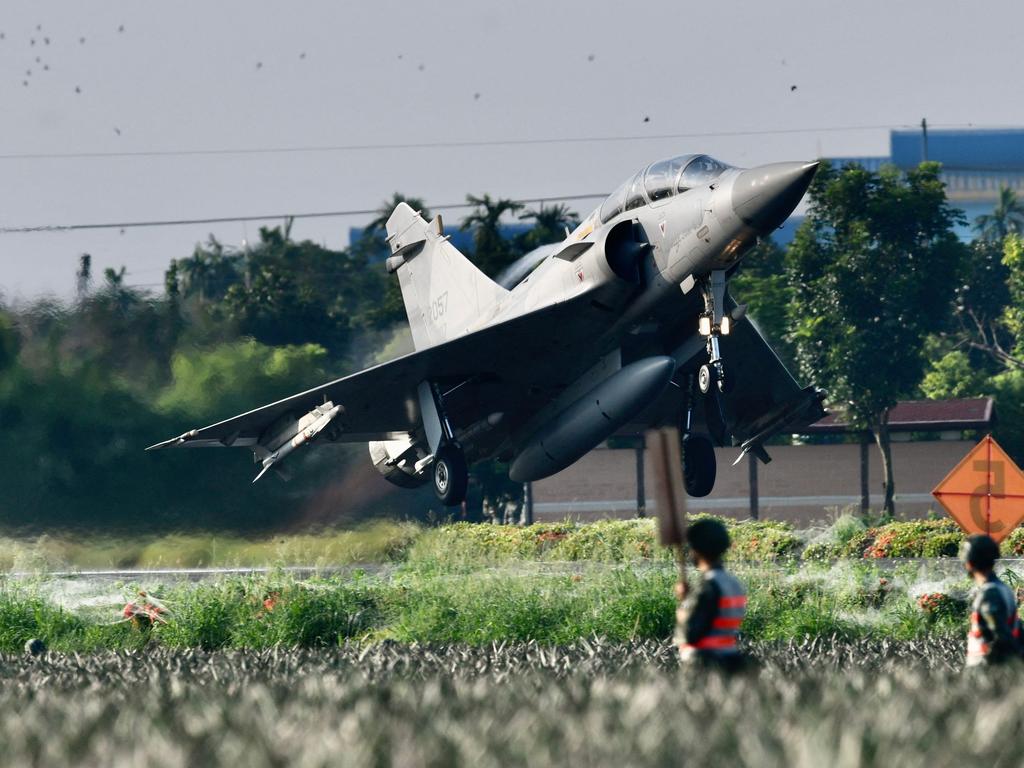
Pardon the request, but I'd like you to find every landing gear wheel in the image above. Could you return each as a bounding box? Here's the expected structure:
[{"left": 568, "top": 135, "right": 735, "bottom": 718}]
[
  {"left": 681, "top": 434, "right": 716, "bottom": 498},
  {"left": 698, "top": 364, "right": 714, "bottom": 394},
  {"left": 433, "top": 444, "right": 468, "bottom": 507}
]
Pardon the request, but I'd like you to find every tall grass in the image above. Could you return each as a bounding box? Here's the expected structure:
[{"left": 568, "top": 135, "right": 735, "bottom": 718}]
[{"left": 0, "top": 558, "right": 968, "bottom": 652}]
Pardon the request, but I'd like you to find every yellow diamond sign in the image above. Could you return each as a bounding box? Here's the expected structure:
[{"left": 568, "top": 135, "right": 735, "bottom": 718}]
[{"left": 932, "top": 434, "right": 1024, "bottom": 543}]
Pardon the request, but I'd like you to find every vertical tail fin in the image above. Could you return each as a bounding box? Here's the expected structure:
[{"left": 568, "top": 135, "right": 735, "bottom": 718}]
[{"left": 384, "top": 202, "right": 507, "bottom": 350}]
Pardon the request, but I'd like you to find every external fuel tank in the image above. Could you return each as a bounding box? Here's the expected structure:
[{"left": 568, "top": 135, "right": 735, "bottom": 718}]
[{"left": 509, "top": 356, "right": 675, "bottom": 482}]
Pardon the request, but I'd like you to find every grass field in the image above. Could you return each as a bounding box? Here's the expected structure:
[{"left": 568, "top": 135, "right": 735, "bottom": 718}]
[
  {"left": 1, "top": 518, "right": 1011, "bottom": 766},
  {"left": 3, "top": 514, "right": 1017, "bottom": 570},
  {"left": 4, "top": 639, "right": 1021, "bottom": 767},
  {"left": 0, "top": 515, "right": 1008, "bottom": 652},
  {"left": 0, "top": 555, "right": 983, "bottom": 652}
]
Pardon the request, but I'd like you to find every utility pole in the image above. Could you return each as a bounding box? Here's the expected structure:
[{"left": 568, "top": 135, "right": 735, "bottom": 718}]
[{"left": 921, "top": 117, "right": 929, "bottom": 163}]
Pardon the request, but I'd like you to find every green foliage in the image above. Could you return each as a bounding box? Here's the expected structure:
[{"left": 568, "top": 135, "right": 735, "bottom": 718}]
[
  {"left": 729, "top": 237, "right": 796, "bottom": 368},
  {"left": 0, "top": 522, "right": 421, "bottom": 571},
  {"left": 156, "top": 577, "right": 381, "bottom": 649},
  {"left": 155, "top": 339, "right": 328, "bottom": 421},
  {"left": 461, "top": 194, "right": 525, "bottom": 277},
  {"left": 788, "top": 161, "right": 967, "bottom": 427},
  {"left": 855, "top": 519, "right": 963, "bottom": 559},
  {"left": 992, "top": 370, "right": 1024, "bottom": 460},
  {"left": 0, "top": 587, "right": 86, "bottom": 652},
  {"left": 1002, "top": 234, "right": 1024, "bottom": 356},
  {"left": 0, "top": 312, "right": 19, "bottom": 372},
  {"left": 407, "top": 517, "right": 801, "bottom": 568},
  {"left": 974, "top": 186, "right": 1024, "bottom": 242},
  {"left": 920, "top": 350, "right": 987, "bottom": 399},
  {"left": 516, "top": 203, "right": 580, "bottom": 252}
]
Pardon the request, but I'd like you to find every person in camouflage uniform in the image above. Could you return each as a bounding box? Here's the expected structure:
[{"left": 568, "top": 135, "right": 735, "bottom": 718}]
[
  {"left": 674, "top": 519, "right": 749, "bottom": 671},
  {"left": 962, "top": 534, "right": 1023, "bottom": 668}
]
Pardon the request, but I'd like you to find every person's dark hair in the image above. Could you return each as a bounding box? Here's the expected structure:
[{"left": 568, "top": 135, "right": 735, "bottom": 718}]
[
  {"left": 687, "top": 519, "right": 730, "bottom": 561},
  {"left": 961, "top": 534, "right": 1000, "bottom": 572}
]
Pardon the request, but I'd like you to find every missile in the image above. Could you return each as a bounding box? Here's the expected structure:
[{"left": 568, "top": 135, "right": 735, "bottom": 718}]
[
  {"left": 509, "top": 356, "right": 675, "bottom": 483},
  {"left": 253, "top": 403, "right": 343, "bottom": 483}
]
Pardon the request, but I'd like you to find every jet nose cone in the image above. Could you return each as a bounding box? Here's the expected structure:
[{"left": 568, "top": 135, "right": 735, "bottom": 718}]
[{"left": 731, "top": 161, "right": 819, "bottom": 233}]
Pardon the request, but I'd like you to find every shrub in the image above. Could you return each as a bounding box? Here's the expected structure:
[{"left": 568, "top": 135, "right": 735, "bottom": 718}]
[{"left": 861, "top": 520, "right": 963, "bottom": 559}]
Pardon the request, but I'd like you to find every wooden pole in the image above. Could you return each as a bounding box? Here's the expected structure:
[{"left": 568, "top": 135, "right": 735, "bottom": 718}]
[{"left": 646, "top": 427, "right": 688, "bottom": 590}]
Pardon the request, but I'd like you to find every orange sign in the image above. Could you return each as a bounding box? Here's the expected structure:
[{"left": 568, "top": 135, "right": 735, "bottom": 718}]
[{"left": 932, "top": 435, "right": 1024, "bottom": 543}]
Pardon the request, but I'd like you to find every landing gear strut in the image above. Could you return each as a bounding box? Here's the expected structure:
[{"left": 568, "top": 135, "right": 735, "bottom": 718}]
[{"left": 698, "top": 270, "right": 736, "bottom": 395}]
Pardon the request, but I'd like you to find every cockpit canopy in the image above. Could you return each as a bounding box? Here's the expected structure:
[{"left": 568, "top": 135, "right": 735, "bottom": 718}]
[{"left": 599, "top": 154, "right": 731, "bottom": 223}]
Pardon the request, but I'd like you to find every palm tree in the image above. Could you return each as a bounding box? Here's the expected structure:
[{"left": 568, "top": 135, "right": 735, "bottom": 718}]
[
  {"left": 177, "top": 247, "right": 211, "bottom": 303},
  {"left": 974, "top": 186, "right": 1024, "bottom": 242},
  {"left": 365, "top": 193, "right": 432, "bottom": 237},
  {"left": 519, "top": 202, "right": 580, "bottom": 250},
  {"left": 461, "top": 194, "right": 523, "bottom": 277}
]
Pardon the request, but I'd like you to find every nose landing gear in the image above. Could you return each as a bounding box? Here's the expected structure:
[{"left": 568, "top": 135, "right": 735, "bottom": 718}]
[{"left": 697, "top": 270, "right": 736, "bottom": 395}]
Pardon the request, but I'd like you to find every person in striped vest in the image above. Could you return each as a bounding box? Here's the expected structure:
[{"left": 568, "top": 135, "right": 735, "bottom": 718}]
[
  {"left": 962, "top": 534, "right": 1023, "bottom": 668},
  {"left": 674, "top": 518, "right": 749, "bottom": 671}
]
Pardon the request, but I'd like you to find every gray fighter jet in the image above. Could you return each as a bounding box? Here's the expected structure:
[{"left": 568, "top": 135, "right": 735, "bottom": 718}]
[{"left": 150, "top": 154, "right": 825, "bottom": 505}]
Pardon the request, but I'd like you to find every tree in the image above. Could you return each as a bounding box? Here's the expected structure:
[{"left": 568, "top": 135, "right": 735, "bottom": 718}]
[
  {"left": 461, "top": 194, "right": 524, "bottom": 277},
  {"left": 517, "top": 202, "right": 579, "bottom": 251},
  {"left": 728, "top": 237, "right": 795, "bottom": 369},
  {"left": 173, "top": 236, "right": 244, "bottom": 306},
  {"left": 974, "top": 186, "right": 1024, "bottom": 242},
  {"left": 948, "top": 237, "right": 1019, "bottom": 371},
  {"left": 364, "top": 193, "right": 432, "bottom": 239},
  {"left": 787, "top": 161, "right": 966, "bottom": 517}
]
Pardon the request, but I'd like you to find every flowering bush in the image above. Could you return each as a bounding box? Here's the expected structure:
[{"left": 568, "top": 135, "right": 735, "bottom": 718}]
[{"left": 916, "top": 592, "right": 965, "bottom": 622}]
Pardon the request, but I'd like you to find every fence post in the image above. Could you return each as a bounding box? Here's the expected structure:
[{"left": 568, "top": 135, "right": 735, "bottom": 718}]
[
  {"left": 635, "top": 439, "right": 646, "bottom": 517},
  {"left": 860, "top": 435, "right": 870, "bottom": 516},
  {"left": 520, "top": 482, "right": 534, "bottom": 526},
  {"left": 748, "top": 455, "right": 759, "bottom": 520}
]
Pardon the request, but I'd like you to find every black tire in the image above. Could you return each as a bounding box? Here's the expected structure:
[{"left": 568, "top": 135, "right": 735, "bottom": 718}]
[
  {"left": 433, "top": 444, "right": 468, "bottom": 507},
  {"left": 682, "top": 434, "right": 716, "bottom": 498}
]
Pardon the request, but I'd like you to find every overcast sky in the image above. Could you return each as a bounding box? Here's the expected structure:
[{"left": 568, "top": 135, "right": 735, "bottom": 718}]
[{"left": 1, "top": 0, "right": 1021, "bottom": 299}]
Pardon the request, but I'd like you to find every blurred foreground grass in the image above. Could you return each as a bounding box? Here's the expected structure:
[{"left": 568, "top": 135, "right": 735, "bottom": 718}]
[{"left": 1, "top": 640, "right": 1019, "bottom": 767}]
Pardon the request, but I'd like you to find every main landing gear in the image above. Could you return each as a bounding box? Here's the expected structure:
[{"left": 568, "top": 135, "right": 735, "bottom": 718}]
[
  {"left": 680, "top": 372, "right": 717, "bottom": 498},
  {"left": 420, "top": 380, "right": 470, "bottom": 507},
  {"left": 432, "top": 443, "right": 468, "bottom": 507},
  {"left": 697, "top": 270, "right": 736, "bottom": 395}
]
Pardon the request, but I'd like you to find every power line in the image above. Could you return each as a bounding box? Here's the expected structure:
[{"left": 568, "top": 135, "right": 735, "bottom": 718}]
[
  {"left": 0, "top": 193, "right": 609, "bottom": 234},
  {"left": 0, "top": 123, "right": 930, "bottom": 162}
]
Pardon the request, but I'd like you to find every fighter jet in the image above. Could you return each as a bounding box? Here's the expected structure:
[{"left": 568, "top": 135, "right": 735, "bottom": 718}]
[{"left": 149, "top": 154, "right": 825, "bottom": 505}]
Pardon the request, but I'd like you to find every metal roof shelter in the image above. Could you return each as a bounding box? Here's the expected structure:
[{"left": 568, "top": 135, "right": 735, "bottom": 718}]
[{"left": 806, "top": 397, "right": 995, "bottom": 436}]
